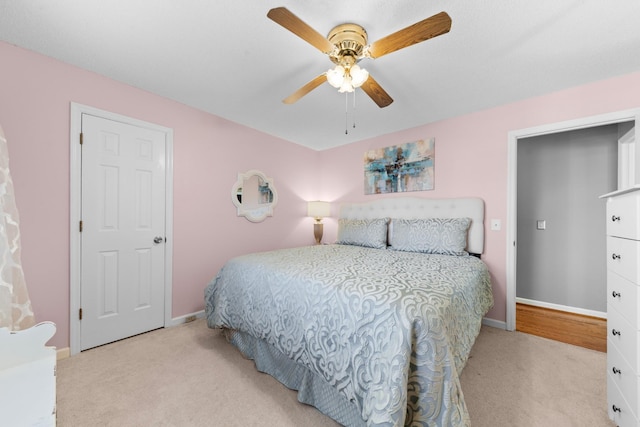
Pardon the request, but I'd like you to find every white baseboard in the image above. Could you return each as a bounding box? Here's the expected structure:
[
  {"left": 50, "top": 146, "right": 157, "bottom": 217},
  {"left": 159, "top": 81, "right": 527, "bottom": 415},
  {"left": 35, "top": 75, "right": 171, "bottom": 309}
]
[
  {"left": 166, "top": 310, "right": 205, "bottom": 328},
  {"left": 516, "top": 297, "right": 606, "bottom": 319},
  {"left": 57, "top": 347, "right": 70, "bottom": 360},
  {"left": 482, "top": 317, "right": 506, "bottom": 330}
]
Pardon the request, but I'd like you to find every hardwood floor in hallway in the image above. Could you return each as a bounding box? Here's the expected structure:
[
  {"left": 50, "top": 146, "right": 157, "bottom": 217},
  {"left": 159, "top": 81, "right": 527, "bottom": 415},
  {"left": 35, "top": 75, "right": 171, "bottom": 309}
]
[{"left": 516, "top": 303, "right": 606, "bottom": 352}]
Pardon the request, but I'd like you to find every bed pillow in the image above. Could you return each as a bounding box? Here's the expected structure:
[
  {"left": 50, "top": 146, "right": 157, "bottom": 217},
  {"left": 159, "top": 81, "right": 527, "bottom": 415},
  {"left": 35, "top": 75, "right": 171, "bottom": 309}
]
[
  {"left": 336, "top": 218, "right": 388, "bottom": 249},
  {"left": 389, "top": 217, "right": 471, "bottom": 256}
]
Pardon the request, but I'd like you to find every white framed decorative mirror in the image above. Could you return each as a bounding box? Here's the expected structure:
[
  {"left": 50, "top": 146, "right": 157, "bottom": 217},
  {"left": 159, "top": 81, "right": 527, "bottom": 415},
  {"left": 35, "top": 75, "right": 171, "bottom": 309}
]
[{"left": 231, "top": 170, "right": 278, "bottom": 222}]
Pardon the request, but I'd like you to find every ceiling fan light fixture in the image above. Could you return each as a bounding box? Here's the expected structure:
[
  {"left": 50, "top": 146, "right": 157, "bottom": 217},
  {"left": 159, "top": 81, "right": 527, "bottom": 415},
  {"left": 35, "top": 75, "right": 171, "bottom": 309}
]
[
  {"left": 327, "top": 65, "right": 346, "bottom": 88},
  {"left": 327, "top": 63, "right": 367, "bottom": 93},
  {"left": 338, "top": 75, "right": 354, "bottom": 93},
  {"left": 349, "top": 64, "right": 369, "bottom": 88}
]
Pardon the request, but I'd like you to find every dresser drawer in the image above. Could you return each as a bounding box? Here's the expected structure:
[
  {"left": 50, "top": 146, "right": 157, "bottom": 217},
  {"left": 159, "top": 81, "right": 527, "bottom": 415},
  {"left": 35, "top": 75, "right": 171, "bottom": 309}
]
[
  {"left": 608, "top": 339, "right": 639, "bottom": 420},
  {"left": 608, "top": 236, "right": 640, "bottom": 284},
  {"left": 608, "top": 270, "right": 640, "bottom": 328},
  {"left": 608, "top": 372, "right": 639, "bottom": 427},
  {"left": 608, "top": 304, "right": 640, "bottom": 371},
  {"left": 607, "top": 194, "right": 640, "bottom": 240}
]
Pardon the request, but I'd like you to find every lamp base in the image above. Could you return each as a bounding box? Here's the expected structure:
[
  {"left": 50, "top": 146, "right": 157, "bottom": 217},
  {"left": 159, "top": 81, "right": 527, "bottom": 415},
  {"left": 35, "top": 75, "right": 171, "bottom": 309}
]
[{"left": 313, "top": 223, "right": 323, "bottom": 244}]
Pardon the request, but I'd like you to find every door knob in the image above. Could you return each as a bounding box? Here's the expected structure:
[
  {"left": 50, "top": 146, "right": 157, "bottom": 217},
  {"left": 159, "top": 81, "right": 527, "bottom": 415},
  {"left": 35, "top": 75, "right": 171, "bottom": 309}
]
[{"left": 153, "top": 236, "right": 164, "bottom": 244}]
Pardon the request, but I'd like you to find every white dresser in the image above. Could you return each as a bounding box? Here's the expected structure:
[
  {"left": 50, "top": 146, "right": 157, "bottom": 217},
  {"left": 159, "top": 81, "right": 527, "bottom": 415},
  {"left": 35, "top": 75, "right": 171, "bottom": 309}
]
[{"left": 604, "top": 186, "right": 640, "bottom": 427}]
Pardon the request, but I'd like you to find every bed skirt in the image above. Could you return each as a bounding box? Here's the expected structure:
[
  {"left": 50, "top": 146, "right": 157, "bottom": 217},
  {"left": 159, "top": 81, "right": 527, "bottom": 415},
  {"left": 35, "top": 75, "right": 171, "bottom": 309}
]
[{"left": 227, "top": 329, "right": 366, "bottom": 426}]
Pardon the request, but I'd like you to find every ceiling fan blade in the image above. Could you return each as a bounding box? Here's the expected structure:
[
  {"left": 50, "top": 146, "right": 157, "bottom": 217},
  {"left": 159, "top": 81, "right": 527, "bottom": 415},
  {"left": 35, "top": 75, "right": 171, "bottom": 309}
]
[
  {"left": 368, "top": 11, "right": 451, "bottom": 59},
  {"left": 283, "top": 74, "right": 327, "bottom": 104},
  {"left": 360, "top": 75, "right": 393, "bottom": 108},
  {"left": 267, "top": 7, "right": 334, "bottom": 54}
]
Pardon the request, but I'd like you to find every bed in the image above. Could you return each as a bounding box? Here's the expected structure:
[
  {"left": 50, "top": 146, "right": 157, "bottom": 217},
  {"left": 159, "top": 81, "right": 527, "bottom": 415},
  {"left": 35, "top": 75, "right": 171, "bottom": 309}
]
[{"left": 205, "top": 197, "right": 493, "bottom": 426}]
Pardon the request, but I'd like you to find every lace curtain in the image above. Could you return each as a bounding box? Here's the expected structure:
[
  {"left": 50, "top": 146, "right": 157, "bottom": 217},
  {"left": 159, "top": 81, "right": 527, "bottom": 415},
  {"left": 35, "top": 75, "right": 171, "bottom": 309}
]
[{"left": 0, "top": 124, "right": 35, "bottom": 330}]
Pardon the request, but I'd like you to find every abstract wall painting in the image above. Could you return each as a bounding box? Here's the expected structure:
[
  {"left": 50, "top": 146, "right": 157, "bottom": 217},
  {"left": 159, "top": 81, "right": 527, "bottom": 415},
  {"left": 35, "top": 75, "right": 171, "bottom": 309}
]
[{"left": 364, "top": 138, "right": 435, "bottom": 194}]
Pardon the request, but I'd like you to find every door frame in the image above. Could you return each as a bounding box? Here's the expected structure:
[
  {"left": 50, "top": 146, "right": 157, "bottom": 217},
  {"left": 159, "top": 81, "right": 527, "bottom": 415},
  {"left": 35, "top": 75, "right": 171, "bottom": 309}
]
[
  {"left": 69, "top": 103, "right": 174, "bottom": 355},
  {"left": 506, "top": 108, "right": 640, "bottom": 331}
]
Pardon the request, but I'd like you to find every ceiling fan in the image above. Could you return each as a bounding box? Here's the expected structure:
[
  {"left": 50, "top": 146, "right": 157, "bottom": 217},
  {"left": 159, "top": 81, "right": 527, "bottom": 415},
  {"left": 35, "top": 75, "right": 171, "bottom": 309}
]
[{"left": 267, "top": 7, "right": 452, "bottom": 108}]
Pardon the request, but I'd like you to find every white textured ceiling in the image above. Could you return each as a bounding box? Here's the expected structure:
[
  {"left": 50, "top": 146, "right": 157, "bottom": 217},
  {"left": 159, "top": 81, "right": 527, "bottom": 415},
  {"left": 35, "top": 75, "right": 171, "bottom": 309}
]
[{"left": 1, "top": 1, "right": 640, "bottom": 150}]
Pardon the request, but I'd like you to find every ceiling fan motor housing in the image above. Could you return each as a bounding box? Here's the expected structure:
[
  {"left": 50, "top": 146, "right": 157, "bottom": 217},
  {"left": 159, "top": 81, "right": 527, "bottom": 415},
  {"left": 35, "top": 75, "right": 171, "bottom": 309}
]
[{"left": 328, "top": 23, "right": 368, "bottom": 65}]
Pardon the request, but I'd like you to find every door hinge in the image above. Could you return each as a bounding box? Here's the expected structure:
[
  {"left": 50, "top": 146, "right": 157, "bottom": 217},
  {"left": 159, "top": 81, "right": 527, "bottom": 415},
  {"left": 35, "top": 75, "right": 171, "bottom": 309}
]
[
  {"left": 79, "top": 220, "right": 83, "bottom": 232},
  {"left": 79, "top": 132, "right": 83, "bottom": 145},
  {"left": 79, "top": 308, "right": 83, "bottom": 320}
]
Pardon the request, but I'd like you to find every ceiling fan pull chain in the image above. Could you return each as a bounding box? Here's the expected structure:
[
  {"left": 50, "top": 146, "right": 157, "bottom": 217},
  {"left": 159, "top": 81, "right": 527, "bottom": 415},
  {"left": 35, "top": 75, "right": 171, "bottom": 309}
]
[
  {"left": 353, "top": 90, "right": 357, "bottom": 129},
  {"left": 345, "top": 91, "right": 349, "bottom": 134}
]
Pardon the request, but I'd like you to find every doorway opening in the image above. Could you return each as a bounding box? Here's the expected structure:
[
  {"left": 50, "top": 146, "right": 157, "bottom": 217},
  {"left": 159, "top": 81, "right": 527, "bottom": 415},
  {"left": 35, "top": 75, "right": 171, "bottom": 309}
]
[{"left": 506, "top": 109, "right": 640, "bottom": 335}]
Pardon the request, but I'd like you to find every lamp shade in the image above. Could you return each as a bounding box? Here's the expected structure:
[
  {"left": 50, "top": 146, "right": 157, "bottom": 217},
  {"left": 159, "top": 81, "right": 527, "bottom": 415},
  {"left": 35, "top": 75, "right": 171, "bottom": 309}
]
[{"left": 307, "top": 201, "right": 330, "bottom": 219}]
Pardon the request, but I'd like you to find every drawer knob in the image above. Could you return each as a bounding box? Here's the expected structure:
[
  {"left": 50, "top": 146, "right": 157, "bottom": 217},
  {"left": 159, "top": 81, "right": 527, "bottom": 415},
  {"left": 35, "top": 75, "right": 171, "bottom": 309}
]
[
  {"left": 612, "top": 329, "right": 622, "bottom": 336},
  {"left": 611, "top": 215, "right": 621, "bottom": 222},
  {"left": 612, "top": 404, "right": 622, "bottom": 413},
  {"left": 612, "top": 291, "right": 621, "bottom": 298},
  {"left": 612, "top": 367, "right": 622, "bottom": 375},
  {"left": 612, "top": 253, "right": 621, "bottom": 260}
]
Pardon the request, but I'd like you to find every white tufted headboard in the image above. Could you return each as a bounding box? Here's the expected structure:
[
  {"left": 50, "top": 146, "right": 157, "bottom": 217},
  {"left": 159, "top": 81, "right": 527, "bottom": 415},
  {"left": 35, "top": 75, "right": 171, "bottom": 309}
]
[{"left": 338, "top": 197, "right": 485, "bottom": 255}]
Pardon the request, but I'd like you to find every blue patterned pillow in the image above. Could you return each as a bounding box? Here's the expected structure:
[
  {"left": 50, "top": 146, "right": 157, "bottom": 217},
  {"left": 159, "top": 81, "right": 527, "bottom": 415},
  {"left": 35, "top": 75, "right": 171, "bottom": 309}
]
[
  {"left": 336, "top": 218, "right": 388, "bottom": 249},
  {"left": 389, "top": 218, "right": 471, "bottom": 256}
]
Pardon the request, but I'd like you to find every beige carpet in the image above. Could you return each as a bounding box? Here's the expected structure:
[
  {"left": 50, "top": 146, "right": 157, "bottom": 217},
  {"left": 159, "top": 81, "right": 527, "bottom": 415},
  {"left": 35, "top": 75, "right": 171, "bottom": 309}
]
[{"left": 56, "top": 319, "right": 615, "bottom": 426}]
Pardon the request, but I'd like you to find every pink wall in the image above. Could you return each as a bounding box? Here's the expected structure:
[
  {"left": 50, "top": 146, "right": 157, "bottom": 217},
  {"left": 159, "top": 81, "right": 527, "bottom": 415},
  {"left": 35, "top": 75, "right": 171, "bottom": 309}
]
[
  {"left": 319, "top": 70, "right": 640, "bottom": 322},
  {"left": 0, "top": 42, "right": 321, "bottom": 348},
  {"left": 2, "top": 39, "right": 640, "bottom": 348}
]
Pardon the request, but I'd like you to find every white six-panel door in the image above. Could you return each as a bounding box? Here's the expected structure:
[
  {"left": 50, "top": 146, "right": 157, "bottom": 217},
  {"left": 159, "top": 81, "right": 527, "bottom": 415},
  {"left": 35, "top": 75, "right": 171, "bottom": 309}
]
[{"left": 80, "top": 113, "right": 166, "bottom": 350}]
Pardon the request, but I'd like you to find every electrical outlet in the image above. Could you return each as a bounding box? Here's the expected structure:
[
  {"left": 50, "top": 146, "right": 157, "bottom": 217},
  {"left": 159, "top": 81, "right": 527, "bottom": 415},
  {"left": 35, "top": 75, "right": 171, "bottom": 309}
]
[{"left": 491, "top": 219, "right": 501, "bottom": 231}]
